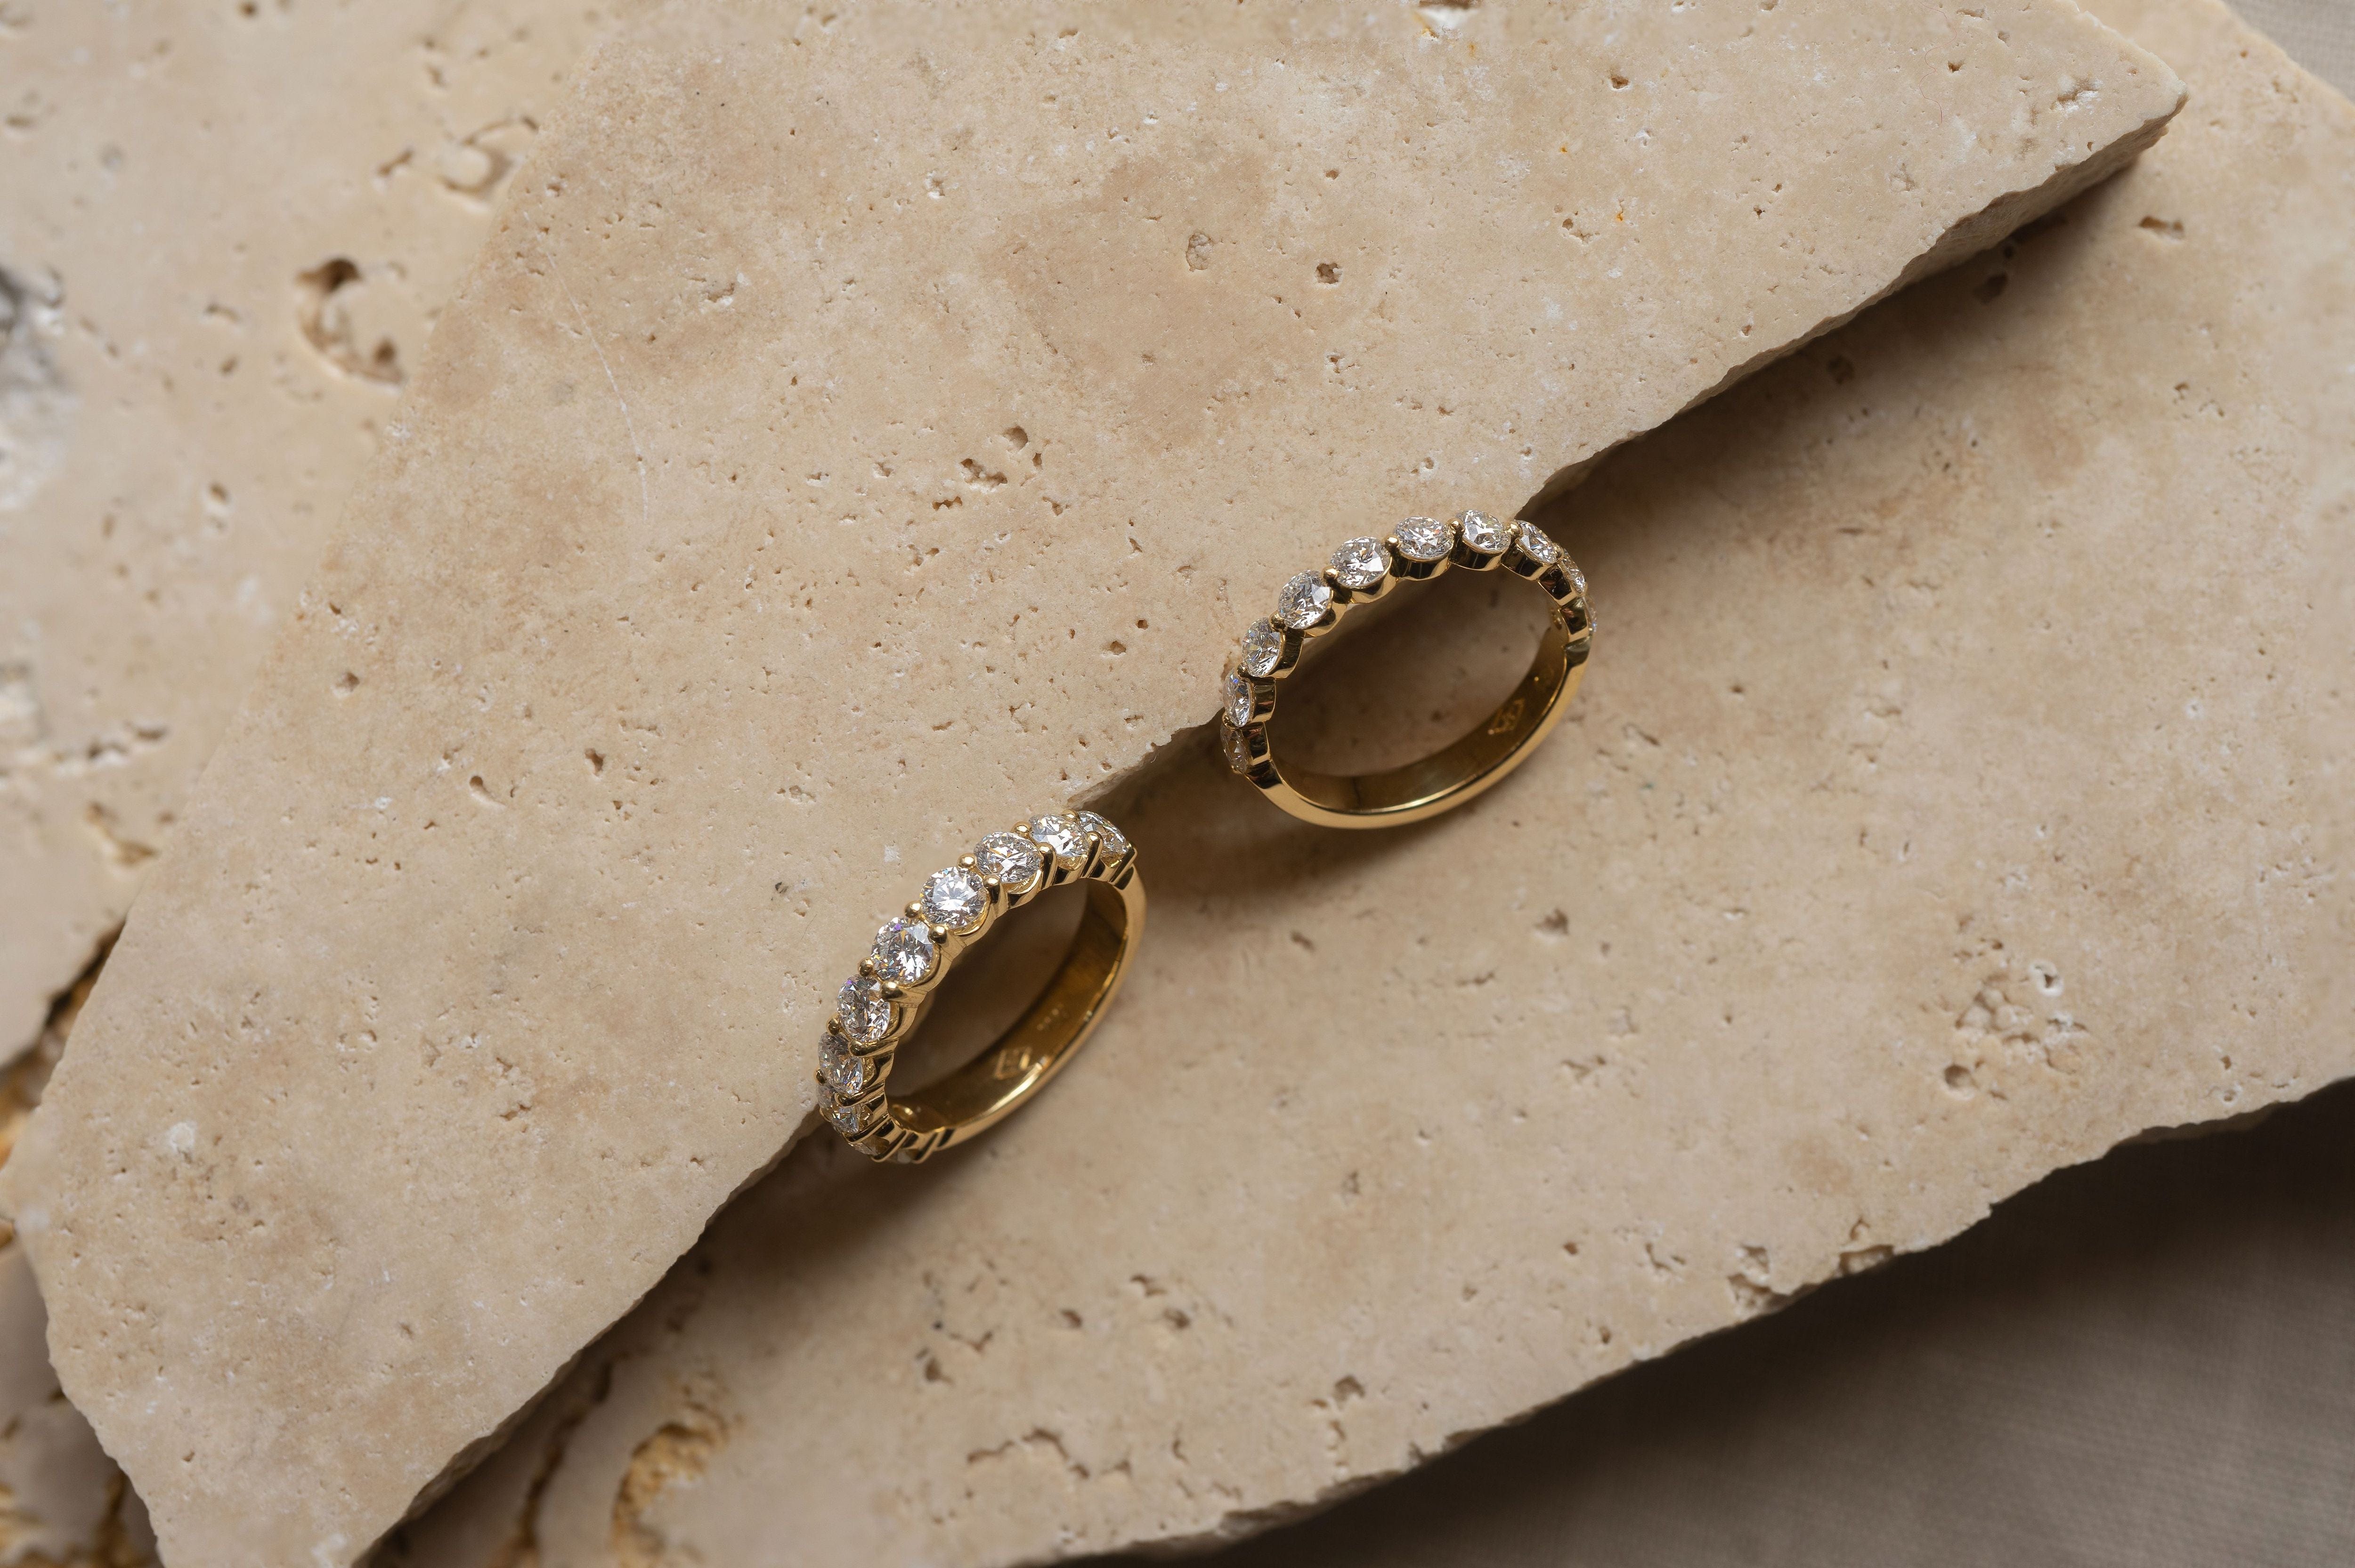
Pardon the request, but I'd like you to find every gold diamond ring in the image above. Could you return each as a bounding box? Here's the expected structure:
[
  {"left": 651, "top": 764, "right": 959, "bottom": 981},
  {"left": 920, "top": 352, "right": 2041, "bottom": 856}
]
[
  {"left": 816, "top": 811, "right": 1143, "bottom": 1163},
  {"left": 1218, "top": 511, "right": 1592, "bottom": 828}
]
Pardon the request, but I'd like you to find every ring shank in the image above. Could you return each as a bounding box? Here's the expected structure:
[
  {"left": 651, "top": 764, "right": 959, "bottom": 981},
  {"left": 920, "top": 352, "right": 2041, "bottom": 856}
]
[
  {"left": 887, "top": 876, "right": 1140, "bottom": 1144},
  {"left": 1273, "top": 604, "right": 1587, "bottom": 826}
]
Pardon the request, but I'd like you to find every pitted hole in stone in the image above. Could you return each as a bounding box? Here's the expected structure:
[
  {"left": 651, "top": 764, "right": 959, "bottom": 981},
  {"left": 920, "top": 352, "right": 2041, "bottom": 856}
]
[
  {"left": 294, "top": 257, "right": 405, "bottom": 385},
  {"left": 886, "top": 881, "right": 1089, "bottom": 1097},
  {"left": 1277, "top": 563, "right": 1558, "bottom": 779}
]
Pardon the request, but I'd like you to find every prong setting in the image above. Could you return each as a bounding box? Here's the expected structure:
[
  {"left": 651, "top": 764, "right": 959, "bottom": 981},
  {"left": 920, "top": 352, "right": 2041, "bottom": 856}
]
[
  {"left": 812, "top": 808, "right": 1144, "bottom": 1162},
  {"left": 1213, "top": 506, "right": 1591, "bottom": 821}
]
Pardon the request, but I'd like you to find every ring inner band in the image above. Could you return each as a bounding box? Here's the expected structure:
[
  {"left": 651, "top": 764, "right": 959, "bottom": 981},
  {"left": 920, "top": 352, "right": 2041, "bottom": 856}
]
[
  {"left": 1274, "top": 603, "right": 1584, "bottom": 821},
  {"left": 889, "top": 879, "right": 1133, "bottom": 1137}
]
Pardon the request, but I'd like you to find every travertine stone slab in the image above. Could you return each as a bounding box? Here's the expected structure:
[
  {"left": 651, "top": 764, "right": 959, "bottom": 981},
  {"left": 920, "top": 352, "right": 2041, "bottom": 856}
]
[
  {"left": 0, "top": 958, "right": 154, "bottom": 1567},
  {"left": 0, "top": 0, "right": 640, "bottom": 1060},
  {"left": 0, "top": 3, "right": 2182, "bottom": 1563},
  {"left": 376, "top": 0, "right": 2355, "bottom": 1562},
  {"left": 0, "top": 2, "right": 635, "bottom": 1552}
]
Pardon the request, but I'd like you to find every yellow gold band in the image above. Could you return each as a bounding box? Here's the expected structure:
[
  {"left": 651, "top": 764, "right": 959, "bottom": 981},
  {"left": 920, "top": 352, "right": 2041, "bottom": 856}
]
[
  {"left": 1219, "top": 512, "right": 1592, "bottom": 829},
  {"left": 817, "top": 811, "right": 1142, "bottom": 1164}
]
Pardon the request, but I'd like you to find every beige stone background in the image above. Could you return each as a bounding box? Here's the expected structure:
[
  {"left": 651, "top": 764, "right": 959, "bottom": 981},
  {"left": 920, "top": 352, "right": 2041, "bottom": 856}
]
[
  {"left": 1121, "top": 7, "right": 2355, "bottom": 1564},
  {"left": 355, "top": 0, "right": 2355, "bottom": 1557},
  {"left": 6, "top": 4, "right": 2199, "bottom": 1565},
  {"left": 0, "top": 3, "right": 645, "bottom": 1560},
  {"left": 0, "top": 0, "right": 2347, "bottom": 1564}
]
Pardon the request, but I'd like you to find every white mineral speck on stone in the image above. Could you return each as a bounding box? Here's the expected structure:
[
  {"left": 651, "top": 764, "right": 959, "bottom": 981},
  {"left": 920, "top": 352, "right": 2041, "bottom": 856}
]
[{"left": 166, "top": 1122, "right": 196, "bottom": 1154}]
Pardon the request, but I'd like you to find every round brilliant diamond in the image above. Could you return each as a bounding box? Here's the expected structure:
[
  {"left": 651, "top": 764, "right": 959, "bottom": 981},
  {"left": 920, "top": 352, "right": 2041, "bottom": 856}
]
[
  {"left": 870, "top": 916, "right": 936, "bottom": 985},
  {"left": 1076, "top": 811, "right": 1130, "bottom": 860},
  {"left": 1393, "top": 516, "right": 1455, "bottom": 561},
  {"left": 1028, "top": 813, "right": 1089, "bottom": 867},
  {"left": 919, "top": 866, "right": 987, "bottom": 932},
  {"left": 1459, "top": 510, "right": 1513, "bottom": 553},
  {"left": 975, "top": 831, "right": 1045, "bottom": 889},
  {"left": 1224, "top": 667, "right": 1255, "bottom": 729},
  {"left": 1240, "top": 618, "right": 1285, "bottom": 678},
  {"left": 1329, "top": 536, "right": 1389, "bottom": 589},
  {"left": 837, "top": 974, "right": 892, "bottom": 1045},
  {"left": 820, "top": 1031, "right": 871, "bottom": 1096},
  {"left": 1276, "top": 571, "right": 1334, "bottom": 629}
]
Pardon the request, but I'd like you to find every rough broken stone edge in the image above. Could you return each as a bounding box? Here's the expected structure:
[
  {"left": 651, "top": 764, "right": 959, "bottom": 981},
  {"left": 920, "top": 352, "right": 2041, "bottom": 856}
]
[{"left": 1531, "top": 87, "right": 2184, "bottom": 507}]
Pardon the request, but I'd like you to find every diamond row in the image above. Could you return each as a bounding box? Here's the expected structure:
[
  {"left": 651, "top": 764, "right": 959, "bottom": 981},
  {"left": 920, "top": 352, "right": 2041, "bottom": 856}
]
[
  {"left": 817, "top": 810, "right": 1133, "bottom": 1150},
  {"left": 1220, "top": 511, "right": 1589, "bottom": 776}
]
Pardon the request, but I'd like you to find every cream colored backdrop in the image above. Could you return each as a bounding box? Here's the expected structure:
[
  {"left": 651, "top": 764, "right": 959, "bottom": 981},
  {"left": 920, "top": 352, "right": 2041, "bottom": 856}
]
[{"left": 1114, "top": 3, "right": 2355, "bottom": 1561}]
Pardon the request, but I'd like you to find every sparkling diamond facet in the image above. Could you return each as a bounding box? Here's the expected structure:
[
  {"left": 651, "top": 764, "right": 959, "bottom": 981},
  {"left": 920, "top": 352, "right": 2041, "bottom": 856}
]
[
  {"left": 837, "top": 974, "right": 892, "bottom": 1044},
  {"left": 1240, "top": 618, "right": 1285, "bottom": 678},
  {"left": 1077, "top": 811, "right": 1130, "bottom": 860},
  {"left": 975, "top": 831, "right": 1044, "bottom": 890},
  {"left": 826, "top": 1096, "right": 866, "bottom": 1136},
  {"left": 1223, "top": 723, "right": 1252, "bottom": 775},
  {"left": 1028, "top": 813, "right": 1089, "bottom": 868},
  {"left": 1224, "top": 666, "right": 1255, "bottom": 729},
  {"left": 1393, "top": 516, "right": 1455, "bottom": 561},
  {"left": 870, "top": 916, "right": 936, "bottom": 985},
  {"left": 1564, "top": 561, "right": 1589, "bottom": 599},
  {"left": 1330, "top": 536, "right": 1389, "bottom": 589},
  {"left": 1459, "top": 510, "right": 1512, "bottom": 553},
  {"left": 820, "top": 1031, "right": 871, "bottom": 1095},
  {"left": 1276, "top": 571, "right": 1334, "bottom": 630},
  {"left": 1517, "top": 521, "right": 1561, "bottom": 564},
  {"left": 919, "top": 866, "right": 987, "bottom": 932}
]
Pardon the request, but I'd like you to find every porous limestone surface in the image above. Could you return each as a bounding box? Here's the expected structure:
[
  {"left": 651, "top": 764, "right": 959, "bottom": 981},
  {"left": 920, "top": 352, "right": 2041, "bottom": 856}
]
[
  {"left": 0, "top": 2, "right": 632, "bottom": 1554},
  {"left": 0, "top": 0, "right": 641, "bottom": 1062},
  {"left": 0, "top": 2, "right": 2184, "bottom": 1563},
  {"left": 374, "top": 0, "right": 2355, "bottom": 1562},
  {"left": 0, "top": 956, "right": 155, "bottom": 1568}
]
